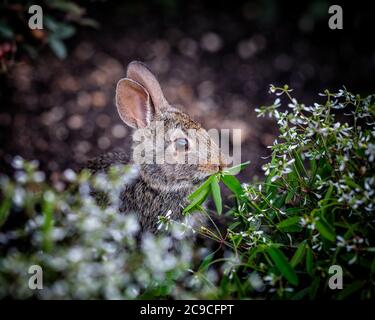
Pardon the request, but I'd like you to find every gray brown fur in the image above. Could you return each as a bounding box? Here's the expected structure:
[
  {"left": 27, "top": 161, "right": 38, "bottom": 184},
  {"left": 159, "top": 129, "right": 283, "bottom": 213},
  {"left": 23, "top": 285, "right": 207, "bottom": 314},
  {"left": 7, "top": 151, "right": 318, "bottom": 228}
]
[
  {"left": 85, "top": 61, "right": 227, "bottom": 232},
  {"left": 87, "top": 150, "right": 193, "bottom": 232}
]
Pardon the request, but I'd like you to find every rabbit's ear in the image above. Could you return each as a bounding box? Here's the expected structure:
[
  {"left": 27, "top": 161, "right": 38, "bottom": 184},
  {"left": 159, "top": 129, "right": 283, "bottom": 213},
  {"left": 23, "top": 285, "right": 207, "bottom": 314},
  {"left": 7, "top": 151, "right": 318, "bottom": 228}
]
[
  {"left": 116, "top": 78, "right": 154, "bottom": 128},
  {"left": 126, "top": 61, "right": 168, "bottom": 112}
]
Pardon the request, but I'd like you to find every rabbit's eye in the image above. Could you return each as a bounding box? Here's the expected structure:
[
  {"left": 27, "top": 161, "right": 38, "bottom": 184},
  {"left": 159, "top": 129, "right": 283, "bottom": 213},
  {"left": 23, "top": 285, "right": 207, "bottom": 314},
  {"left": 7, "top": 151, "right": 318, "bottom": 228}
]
[{"left": 175, "top": 138, "right": 189, "bottom": 151}]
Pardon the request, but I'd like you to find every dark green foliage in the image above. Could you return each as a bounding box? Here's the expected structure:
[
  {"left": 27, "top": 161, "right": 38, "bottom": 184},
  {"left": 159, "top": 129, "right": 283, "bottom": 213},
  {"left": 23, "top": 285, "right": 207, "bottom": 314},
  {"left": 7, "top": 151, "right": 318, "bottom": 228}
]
[
  {"left": 0, "top": 1, "right": 97, "bottom": 71},
  {"left": 0, "top": 87, "right": 374, "bottom": 299}
]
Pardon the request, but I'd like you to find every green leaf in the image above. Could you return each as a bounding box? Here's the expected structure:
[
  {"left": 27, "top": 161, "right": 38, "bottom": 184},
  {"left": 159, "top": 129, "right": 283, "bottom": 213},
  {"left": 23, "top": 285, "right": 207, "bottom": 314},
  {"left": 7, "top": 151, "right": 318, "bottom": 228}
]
[
  {"left": 44, "top": 16, "right": 60, "bottom": 32},
  {"left": 323, "top": 184, "right": 334, "bottom": 202},
  {"left": 285, "top": 188, "right": 296, "bottom": 203},
  {"left": 0, "top": 184, "right": 14, "bottom": 228},
  {"left": 344, "top": 177, "right": 361, "bottom": 190},
  {"left": 291, "top": 240, "right": 307, "bottom": 268},
  {"left": 219, "top": 276, "right": 230, "bottom": 296},
  {"left": 247, "top": 246, "right": 265, "bottom": 264},
  {"left": 273, "top": 193, "right": 287, "bottom": 209},
  {"left": 321, "top": 184, "right": 334, "bottom": 215},
  {"left": 276, "top": 216, "right": 302, "bottom": 232},
  {"left": 42, "top": 195, "right": 55, "bottom": 252},
  {"left": 0, "top": 22, "right": 14, "bottom": 39},
  {"left": 306, "top": 246, "right": 314, "bottom": 275},
  {"left": 211, "top": 175, "right": 222, "bottom": 215},
  {"left": 48, "top": 37, "right": 67, "bottom": 59},
  {"left": 78, "top": 18, "right": 100, "bottom": 29},
  {"left": 291, "top": 287, "right": 310, "bottom": 300},
  {"left": 309, "top": 159, "right": 317, "bottom": 176},
  {"left": 229, "top": 221, "right": 241, "bottom": 230},
  {"left": 266, "top": 246, "right": 298, "bottom": 286},
  {"left": 188, "top": 175, "right": 214, "bottom": 201},
  {"left": 265, "top": 155, "right": 278, "bottom": 194},
  {"left": 315, "top": 218, "right": 335, "bottom": 242},
  {"left": 336, "top": 280, "right": 365, "bottom": 300},
  {"left": 0, "top": 197, "right": 12, "bottom": 228},
  {"left": 309, "top": 277, "right": 320, "bottom": 299},
  {"left": 319, "top": 160, "right": 333, "bottom": 179},
  {"left": 45, "top": 16, "right": 76, "bottom": 39},
  {"left": 198, "top": 252, "right": 215, "bottom": 272},
  {"left": 183, "top": 186, "right": 210, "bottom": 214},
  {"left": 55, "top": 24, "right": 76, "bottom": 39},
  {"left": 294, "top": 151, "right": 306, "bottom": 178},
  {"left": 221, "top": 175, "right": 243, "bottom": 197},
  {"left": 222, "top": 161, "right": 250, "bottom": 175},
  {"left": 48, "top": 0, "right": 84, "bottom": 15},
  {"left": 285, "top": 207, "right": 304, "bottom": 214}
]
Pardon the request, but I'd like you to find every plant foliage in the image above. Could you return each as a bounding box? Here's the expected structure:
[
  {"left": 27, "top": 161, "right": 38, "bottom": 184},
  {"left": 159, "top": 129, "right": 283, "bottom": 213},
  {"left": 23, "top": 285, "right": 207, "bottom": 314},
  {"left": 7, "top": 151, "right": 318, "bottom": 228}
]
[{"left": 0, "top": 87, "right": 374, "bottom": 299}]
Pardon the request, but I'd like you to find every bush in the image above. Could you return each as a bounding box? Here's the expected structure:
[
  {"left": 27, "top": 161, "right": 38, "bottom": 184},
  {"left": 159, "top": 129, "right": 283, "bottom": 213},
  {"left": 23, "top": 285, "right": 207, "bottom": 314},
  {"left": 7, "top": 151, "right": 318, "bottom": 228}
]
[
  {"left": 0, "top": 0, "right": 97, "bottom": 71},
  {"left": 0, "top": 87, "right": 374, "bottom": 299}
]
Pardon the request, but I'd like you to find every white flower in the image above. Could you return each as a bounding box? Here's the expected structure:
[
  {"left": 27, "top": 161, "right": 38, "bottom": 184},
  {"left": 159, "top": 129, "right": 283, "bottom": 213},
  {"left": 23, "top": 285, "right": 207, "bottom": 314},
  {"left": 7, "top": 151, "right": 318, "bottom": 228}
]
[
  {"left": 249, "top": 273, "right": 264, "bottom": 292},
  {"left": 83, "top": 216, "right": 101, "bottom": 231},
  {"left": 124, "top": 214, "right": 140, "bottom": 235},
  {"left": 270, "top": 175, "right": 279, "bottom": 182},
  {"left": 13, "top": 187, "right": 26, "bottom": 206},
  {"left": 11, "top": 156, "right": 24, "bottom": 169},
  {"left": 68, "top": 247, "right": 85, "bottom": 263},
  {"left": 33, "top": 171, "right": 46, "bottom": 182},
  {"left": 63, "top": 168, "right": 77, "bottom": 182},
  {"left": 365, "top": 143, "right": 375, "bottom": 162}
]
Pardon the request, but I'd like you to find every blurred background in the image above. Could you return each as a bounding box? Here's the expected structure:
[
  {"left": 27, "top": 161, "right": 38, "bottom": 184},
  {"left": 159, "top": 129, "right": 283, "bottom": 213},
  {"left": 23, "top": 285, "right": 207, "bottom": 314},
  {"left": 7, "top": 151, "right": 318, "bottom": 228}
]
[{"left": 0, "top": 0, "right": 374, "bottom": 182}]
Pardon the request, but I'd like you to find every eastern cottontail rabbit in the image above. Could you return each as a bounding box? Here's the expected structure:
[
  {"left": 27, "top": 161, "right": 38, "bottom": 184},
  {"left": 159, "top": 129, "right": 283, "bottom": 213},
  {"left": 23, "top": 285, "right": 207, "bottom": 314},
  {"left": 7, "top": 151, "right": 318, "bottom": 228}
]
[{"left": 87, "top": 61, "right": 227, "bottom": 232}]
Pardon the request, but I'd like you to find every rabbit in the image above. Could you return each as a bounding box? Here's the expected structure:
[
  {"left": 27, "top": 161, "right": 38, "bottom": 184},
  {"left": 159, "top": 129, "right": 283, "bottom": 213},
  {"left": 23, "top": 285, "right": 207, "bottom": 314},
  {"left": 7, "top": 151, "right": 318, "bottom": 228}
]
[{"left": 86, "top": 61, "right": 228, "bottom": 232}]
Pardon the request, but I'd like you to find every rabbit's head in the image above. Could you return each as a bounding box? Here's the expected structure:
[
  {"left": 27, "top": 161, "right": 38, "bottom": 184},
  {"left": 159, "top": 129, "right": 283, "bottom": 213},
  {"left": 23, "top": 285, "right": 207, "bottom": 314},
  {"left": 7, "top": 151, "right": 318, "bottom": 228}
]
[{"left": 116, "top": 61, "right": 228, "bottom": 192}]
